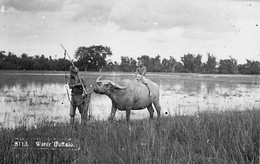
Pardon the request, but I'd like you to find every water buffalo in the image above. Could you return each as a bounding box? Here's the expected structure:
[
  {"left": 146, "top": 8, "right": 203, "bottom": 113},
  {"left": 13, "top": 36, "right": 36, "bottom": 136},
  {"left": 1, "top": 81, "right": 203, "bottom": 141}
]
[{"left": 94, "top": 76, "right": 161, "bottom": 121}]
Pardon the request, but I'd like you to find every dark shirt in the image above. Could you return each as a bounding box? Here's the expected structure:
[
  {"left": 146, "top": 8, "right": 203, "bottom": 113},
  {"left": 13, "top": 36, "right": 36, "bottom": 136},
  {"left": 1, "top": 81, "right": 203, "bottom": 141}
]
[{"left": 69, "top": 76, "right": 85, "bottom": 95}]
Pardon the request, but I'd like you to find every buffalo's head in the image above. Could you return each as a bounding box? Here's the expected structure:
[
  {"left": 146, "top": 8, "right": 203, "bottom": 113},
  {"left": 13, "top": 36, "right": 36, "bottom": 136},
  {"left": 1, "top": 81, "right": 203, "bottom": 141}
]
[{"left": 94, "top": 76, "right": 127, "bottom": 94}]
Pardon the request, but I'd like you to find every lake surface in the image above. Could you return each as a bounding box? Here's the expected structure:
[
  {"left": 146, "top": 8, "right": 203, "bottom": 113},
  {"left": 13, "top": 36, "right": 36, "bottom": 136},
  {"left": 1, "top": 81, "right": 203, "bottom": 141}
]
[{"left": 0, "top": 71, "right": 260, "bottom": 128}]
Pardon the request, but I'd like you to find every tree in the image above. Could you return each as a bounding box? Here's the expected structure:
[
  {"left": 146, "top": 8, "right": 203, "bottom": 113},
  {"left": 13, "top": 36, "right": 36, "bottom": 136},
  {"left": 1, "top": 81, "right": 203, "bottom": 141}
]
[
  {"left": 0, "top": 51, "right": 5, "bottom": 69},
  {"left": 120, "top": 56, "right": 131, "bottom": 72},
  {"left": 218, "top": 56, "right": 238, "bottom": 74},
  {"left": 19, "top": 53, "right": 33, "bottom": 70},
  {"left": 202, "top": 53, "right": 217, "bottom": 74},
  {"left": 174, "top": 62, "right": 185, "bottom": 73},
  {"left": 238, "top": 60, "right": 260, "bottom": 74},
  {"left": 75, "top": 45, "right": 112, "bottom": 71},
  {"left": 119, "top": 56, "right": 136, "bottom": 72},
  {"left": 105, "top": 61, "right": 116, "bottom": 71},
  {"left": 194, "top": 54, "right": 202, "bottom": 73},
  {"left": 5, "top": 52, "right": 19, "bottom": 69},
  {"left": 162, "top": 58, "right": 168, "bottom": 72},
  {"left": 247, "top": 60, "right": 260, "bottom": 74},
  {"left": 181, "top": 53, "right": 194, "bottom": 72},
  {"left": 56, "top": 58, "right": 71, "bottom": 71},
  {"left": 31, "top": 54, "right": 50, "bottom": 70},
  {"left": 162, "top": 56, "right": 176, "bottom": 72},
  {"left": 113, "top": 61, "right": 120, "bottom": 71},
  {"left": 129, "top": 58, "right": 137, "bottom": 72},
  {"left": 181, "top": 53, "right": 202, "bottom": 73},
  {"left": 150, "top": 55, "right": 162, "bottom": 72}
]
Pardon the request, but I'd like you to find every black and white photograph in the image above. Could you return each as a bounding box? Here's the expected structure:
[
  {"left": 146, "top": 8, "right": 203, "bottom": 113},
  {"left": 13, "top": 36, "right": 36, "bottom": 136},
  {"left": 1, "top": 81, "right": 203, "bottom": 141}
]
[{"left": 0, "top": 0, "right": 260, "bottom": 163}]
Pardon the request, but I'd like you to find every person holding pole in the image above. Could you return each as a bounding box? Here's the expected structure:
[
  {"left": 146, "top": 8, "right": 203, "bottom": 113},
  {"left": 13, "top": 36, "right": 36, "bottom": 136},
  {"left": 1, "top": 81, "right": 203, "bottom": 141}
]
[
  {"left": 68, "top": 65, "right": 88, "bottom": 125},
  {"left": 61, "top": 44, "right": 91, "bottom": 126}
]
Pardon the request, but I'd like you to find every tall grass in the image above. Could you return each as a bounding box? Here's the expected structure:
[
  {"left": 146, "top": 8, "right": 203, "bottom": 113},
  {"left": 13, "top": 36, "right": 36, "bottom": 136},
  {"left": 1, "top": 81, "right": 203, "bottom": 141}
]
[{"left": 1, "top": 109, "right": 259, "bottom": 163}]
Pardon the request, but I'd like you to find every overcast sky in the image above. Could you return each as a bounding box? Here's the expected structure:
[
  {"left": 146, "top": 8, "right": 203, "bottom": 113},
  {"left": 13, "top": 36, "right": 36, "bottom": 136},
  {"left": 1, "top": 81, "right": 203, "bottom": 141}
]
[{"left": 0, "top": 0, "right": 260, "bottom": 63}]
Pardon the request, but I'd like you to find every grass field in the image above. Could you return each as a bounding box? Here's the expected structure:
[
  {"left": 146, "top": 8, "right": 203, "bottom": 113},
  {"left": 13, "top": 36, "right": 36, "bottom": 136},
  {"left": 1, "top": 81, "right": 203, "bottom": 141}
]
[{"left": 1, "top": 109, "right": 259, "bottom": 163}]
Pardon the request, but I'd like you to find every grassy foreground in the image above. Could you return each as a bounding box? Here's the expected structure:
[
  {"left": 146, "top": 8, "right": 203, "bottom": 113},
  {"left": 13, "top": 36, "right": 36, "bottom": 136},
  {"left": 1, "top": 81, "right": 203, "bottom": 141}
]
[{"left": 1, "top": 109, "right": 260, "bottom": 164}]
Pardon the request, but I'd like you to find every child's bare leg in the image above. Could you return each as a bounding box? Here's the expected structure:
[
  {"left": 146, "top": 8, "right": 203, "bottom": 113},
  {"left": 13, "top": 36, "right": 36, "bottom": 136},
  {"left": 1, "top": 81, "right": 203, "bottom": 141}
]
[{"left": 141, "top": 78, "right": 151, "bottom": 97}]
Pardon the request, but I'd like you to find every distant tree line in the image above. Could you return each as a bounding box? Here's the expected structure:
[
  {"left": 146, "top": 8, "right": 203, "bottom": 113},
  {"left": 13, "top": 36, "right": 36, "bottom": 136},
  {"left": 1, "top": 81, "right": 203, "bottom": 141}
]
[
  {"left": 1, "top": 45, "right": 259, "bottom": 74},
  {"left": 0, "top": 51, "right": 71, "bottom": 71}
]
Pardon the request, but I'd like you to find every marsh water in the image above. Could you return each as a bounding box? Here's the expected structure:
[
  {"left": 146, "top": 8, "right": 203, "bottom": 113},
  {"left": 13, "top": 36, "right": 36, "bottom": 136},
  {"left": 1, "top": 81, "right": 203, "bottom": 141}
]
[{"left": 0, "top": 71, "right": 260, "bottom": 128}]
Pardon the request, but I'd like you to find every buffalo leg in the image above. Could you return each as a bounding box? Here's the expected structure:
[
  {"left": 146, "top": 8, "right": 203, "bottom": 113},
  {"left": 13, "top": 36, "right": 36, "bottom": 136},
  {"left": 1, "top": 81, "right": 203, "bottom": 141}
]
[
  {"left": 147, "top": 103, "right": 155, "bottom": 119},
  {"left": 108, "top": 105, "right": 117, "bottom": 121},
  {"left": 153, "top": 101, "right": 161, "bottom": 118}
]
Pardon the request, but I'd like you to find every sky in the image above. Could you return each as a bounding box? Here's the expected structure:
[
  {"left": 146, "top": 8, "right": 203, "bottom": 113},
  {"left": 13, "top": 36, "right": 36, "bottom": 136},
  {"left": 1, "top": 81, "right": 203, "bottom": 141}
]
[{"left": 0, "top": 0, "right": 260, "bottom": 64}]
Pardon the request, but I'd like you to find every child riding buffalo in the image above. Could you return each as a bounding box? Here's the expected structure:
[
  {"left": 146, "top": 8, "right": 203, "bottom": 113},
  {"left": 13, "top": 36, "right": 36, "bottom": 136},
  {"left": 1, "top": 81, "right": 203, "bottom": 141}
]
[
  {"left": 133, "top": 59, "right": 148, "bottom": 84},
  {"left": 133, "top": 59, "right": 151, "bottom": 96}
]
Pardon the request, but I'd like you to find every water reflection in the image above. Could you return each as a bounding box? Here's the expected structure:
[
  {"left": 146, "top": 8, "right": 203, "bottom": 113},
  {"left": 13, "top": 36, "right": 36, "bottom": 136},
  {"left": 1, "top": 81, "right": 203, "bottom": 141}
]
[{"left": 0, "top": 72, "right": 260, "bottom": 128}]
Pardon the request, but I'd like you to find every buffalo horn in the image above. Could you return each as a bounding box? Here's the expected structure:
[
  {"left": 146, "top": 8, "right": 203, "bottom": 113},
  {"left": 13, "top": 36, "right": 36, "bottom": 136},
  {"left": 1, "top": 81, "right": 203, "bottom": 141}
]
[
  {"left": 96, "top": 76, "right": 102, "bottom": 82},
  {"left": 109, "top": 81, "right": 127, "bottom": 89}
]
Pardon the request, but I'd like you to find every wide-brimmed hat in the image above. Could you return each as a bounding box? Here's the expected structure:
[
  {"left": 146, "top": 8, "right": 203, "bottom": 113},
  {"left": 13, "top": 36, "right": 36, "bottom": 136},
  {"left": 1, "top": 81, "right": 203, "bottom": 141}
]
[{"left": 70, "top": 66, "right": 79, "bottom": 73}]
